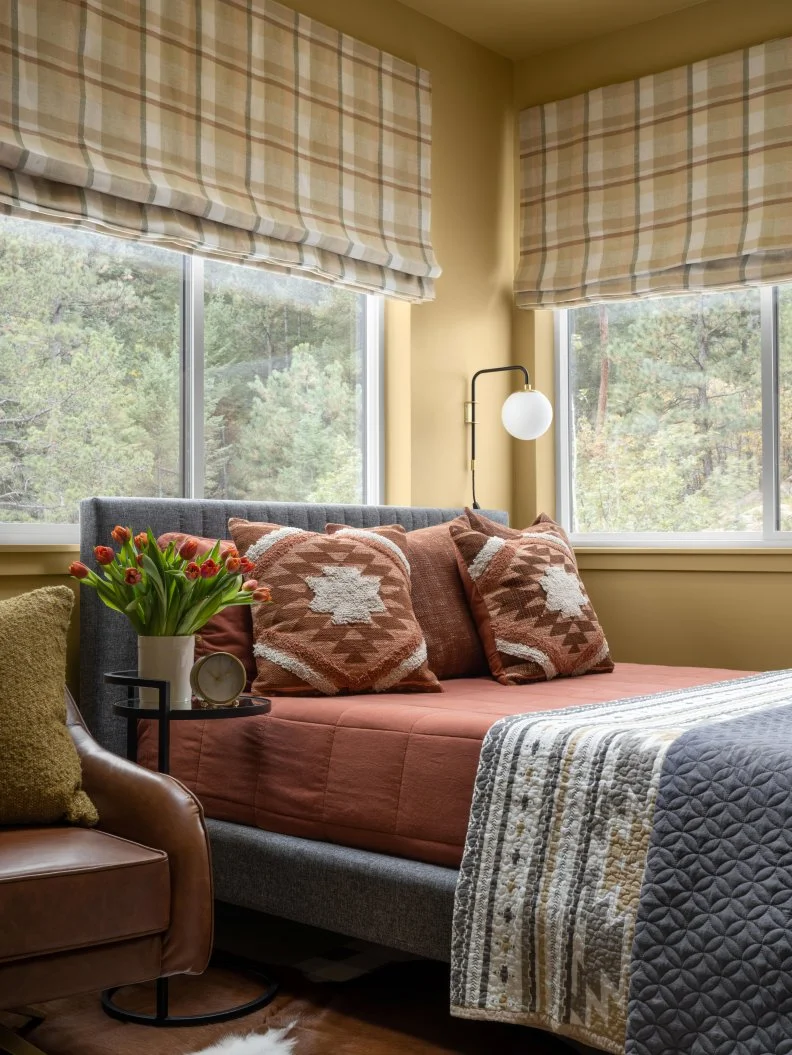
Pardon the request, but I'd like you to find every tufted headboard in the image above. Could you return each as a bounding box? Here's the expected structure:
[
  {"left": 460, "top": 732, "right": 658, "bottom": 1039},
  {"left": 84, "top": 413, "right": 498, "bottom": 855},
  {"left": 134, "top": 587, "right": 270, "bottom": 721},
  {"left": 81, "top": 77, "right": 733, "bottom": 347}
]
[{"left": 79, "top": 497, "right": 509, "bottom": 753}]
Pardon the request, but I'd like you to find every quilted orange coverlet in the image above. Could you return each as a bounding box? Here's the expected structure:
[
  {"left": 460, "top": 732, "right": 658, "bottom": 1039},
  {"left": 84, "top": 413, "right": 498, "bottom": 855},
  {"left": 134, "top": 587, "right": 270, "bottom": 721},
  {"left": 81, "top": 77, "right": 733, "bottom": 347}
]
[{"left": 136, "top": 663, "right": 745, "bottom": 868}]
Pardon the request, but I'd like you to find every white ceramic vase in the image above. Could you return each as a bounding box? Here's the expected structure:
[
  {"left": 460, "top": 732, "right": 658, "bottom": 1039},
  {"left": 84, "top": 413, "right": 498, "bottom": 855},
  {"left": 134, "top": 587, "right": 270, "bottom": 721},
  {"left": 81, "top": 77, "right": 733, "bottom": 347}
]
[{"left": 137, "top": 635, "right": 195, "bottom": 710}]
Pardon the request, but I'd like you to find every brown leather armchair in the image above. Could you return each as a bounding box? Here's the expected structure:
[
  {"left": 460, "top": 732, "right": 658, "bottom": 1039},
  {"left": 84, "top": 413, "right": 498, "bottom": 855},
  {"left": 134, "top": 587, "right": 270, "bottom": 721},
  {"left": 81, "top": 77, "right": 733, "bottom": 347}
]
[{"left": 0, "top": 692, "right": 213, "bottom": 1053}]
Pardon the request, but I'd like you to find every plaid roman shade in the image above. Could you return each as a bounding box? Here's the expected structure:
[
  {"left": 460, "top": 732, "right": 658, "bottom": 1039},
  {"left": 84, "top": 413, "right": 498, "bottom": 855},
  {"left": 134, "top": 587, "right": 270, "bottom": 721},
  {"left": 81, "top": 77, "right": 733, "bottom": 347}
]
[
  {"left": 0, "top": 0, "right": 439, "bottom": 301},
  {"left": 515, "top": 36, "right": 792, "bottom": 308}
]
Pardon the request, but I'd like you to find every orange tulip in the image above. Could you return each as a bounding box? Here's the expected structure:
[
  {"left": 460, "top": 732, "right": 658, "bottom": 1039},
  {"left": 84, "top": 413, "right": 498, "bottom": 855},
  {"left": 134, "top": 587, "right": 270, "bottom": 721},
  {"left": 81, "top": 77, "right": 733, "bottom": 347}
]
[
  {"left": 184, "top": 562, "right": 201, "bottom": 581},
  {"left": 68, "top": 561, "right": 90, "bottom": 579},
  {"left": 111, "top": 525, "right": 132, "bottom": 544},
  {"left": 200, "top": 559, "right": 220, "bottom": 579},
  {"left": 241, "top": 579, "right": 258, "bottom": 591},
  {"left": 253, "top": 586, "right": 272, "bottom": 603},
  {"left": 94, "top": 545, "right": 115, "bottom": 566},
  {"left": 178, "top": 537, "right": 200, "bottom": 560},
  {"left": 134, "top": 532, "right": 148, "bottom": 550},
  {"left": 124, "top": 568, "right": 142, "bottom": 585},
  {"left": 226, "top": 556, "right": 241, "bottom": 574}
]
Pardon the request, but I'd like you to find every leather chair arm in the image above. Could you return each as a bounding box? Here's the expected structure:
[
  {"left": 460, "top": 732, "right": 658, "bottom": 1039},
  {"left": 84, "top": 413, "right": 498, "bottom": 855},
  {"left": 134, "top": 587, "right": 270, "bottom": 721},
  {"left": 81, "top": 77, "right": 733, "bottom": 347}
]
[{"left": 66, "top": 692, "right": 213, "bottom": 977}]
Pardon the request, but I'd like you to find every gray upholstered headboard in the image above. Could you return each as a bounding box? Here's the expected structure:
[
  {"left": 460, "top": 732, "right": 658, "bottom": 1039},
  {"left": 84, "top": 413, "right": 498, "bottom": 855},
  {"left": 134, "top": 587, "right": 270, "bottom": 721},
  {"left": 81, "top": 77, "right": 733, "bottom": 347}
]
[{"left": 79, "top": 497, "right": 508, "bottom": 752}]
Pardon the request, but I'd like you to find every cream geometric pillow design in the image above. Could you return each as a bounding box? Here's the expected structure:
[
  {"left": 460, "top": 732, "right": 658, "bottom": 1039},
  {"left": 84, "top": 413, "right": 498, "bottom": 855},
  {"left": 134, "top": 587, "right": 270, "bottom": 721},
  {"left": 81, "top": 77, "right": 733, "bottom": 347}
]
[{"left": 229, "top": 519, "right": 442, "bottom": 696}]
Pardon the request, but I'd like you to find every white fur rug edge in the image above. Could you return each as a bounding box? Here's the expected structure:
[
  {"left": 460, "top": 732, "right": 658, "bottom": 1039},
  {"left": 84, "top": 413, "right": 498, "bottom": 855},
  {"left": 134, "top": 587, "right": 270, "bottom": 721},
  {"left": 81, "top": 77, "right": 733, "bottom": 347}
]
[{"left": 189, "top": 1023, "right": 296, "bottom": 1055}]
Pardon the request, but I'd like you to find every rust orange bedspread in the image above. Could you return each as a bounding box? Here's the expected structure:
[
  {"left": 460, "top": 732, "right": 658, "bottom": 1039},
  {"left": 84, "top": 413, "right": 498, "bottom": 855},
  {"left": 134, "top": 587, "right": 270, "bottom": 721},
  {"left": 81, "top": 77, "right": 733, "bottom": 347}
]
[{"left": 137, "top": 663, "right": 746, "bottom": 867}]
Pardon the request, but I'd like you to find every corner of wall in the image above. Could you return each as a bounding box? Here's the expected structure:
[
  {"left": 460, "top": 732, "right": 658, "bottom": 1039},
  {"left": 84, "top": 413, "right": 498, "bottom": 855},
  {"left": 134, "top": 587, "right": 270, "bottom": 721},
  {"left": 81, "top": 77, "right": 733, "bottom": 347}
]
[{"left": 511, "top": 307, "right": 555, "bottom": 526}]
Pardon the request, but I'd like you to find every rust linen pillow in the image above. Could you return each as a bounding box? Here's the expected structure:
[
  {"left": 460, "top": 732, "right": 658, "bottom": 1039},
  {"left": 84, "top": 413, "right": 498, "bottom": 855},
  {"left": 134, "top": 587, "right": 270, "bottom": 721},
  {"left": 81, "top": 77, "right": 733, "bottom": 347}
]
[
  {"left": 466, "top": 508, "right": 565, "bottom": 545},
  {"left": 229, "top": 519, "right": 442, "bottom": 696},
  {"left": 157, "top": 532, "right": 256, "bottom": 688},
  {"left": 327, "top": 518, "right": 488, "bottom": 680},
  {"left": 450, "top": 517, "right": 614, "bottom": 685}
]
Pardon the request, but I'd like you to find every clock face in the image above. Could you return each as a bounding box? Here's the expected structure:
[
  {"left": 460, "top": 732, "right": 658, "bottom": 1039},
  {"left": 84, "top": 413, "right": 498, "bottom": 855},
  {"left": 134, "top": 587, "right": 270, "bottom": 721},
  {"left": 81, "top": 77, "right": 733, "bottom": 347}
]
[{"left": 191, "top": 652, "right": 246, "bottom": 704}]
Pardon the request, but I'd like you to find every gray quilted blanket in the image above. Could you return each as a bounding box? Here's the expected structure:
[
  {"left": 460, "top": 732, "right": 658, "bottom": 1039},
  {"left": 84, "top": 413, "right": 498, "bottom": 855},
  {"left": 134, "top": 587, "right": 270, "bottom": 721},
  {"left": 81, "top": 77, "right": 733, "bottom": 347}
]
[{"left": 451, "top": 670, "right": 792, "bottom": 1054}]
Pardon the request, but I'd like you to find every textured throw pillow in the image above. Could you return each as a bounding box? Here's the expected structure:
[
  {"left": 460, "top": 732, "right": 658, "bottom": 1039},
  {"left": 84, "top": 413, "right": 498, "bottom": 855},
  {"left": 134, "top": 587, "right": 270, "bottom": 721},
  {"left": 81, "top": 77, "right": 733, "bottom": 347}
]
[
  {"left": 450, "top": 517, "right": 614, "bottom": 685},
  {"left": 466, "top": 507, "right": 561, "bottom": 543},
  {"left": 327, "top": 518, "right": 487, "bottom": 679},
  {"left": 158, "top": 532, "right": 256, "bottom": 688},
  {"left": 229, "top": 519, "right": 442, "bottom": 696},
  {"left": 0, "top": 587, "right": 98, "bottom": 825}
]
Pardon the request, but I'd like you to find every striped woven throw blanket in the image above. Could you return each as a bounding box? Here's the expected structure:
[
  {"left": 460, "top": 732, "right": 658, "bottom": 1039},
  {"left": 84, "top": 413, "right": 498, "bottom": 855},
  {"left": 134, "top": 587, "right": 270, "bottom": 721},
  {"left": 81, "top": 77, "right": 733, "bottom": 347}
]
[{"left": 450, "top": 670, "right": 792, "bottom": 1054}]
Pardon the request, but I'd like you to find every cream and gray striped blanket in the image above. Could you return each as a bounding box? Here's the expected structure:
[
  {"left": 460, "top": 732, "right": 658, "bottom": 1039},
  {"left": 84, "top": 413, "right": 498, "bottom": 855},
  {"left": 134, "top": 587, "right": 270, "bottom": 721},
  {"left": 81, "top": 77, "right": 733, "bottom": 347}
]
[{"left": 450, "top": 670, "right": 792, "bottom": 1054}]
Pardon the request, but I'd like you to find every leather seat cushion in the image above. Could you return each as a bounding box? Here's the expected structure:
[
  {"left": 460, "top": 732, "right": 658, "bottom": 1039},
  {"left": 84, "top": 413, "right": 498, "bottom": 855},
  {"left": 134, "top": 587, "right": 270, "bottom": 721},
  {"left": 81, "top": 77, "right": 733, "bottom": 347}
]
[{"left": 0, "top": 827, "right": 170, "bottom": 964}]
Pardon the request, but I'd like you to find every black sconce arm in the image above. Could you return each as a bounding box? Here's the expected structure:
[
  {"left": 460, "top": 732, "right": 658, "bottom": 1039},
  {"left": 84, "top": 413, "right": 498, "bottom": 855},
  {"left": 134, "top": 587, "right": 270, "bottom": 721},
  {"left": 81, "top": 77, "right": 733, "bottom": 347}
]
[{"left": 465, "top": 365, "right": 532, "bottom": 510}]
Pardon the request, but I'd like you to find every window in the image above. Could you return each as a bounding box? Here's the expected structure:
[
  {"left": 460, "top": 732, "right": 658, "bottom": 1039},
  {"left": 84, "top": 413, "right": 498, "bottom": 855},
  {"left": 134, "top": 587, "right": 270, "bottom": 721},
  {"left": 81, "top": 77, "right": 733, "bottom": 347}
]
[
  {"left": 556, "top": 287, "right": 792, "bottom": 546},
  {"left": 0, "top": 215, "right": 382, "bottom": 543}
]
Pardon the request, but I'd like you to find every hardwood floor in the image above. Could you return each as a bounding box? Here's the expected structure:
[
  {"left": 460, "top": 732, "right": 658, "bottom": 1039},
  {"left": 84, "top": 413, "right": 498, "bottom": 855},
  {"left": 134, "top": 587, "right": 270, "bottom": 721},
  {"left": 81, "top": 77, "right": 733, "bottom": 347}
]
[{"left": 1, "top": 908, "right": 600, "bottom": 1055}]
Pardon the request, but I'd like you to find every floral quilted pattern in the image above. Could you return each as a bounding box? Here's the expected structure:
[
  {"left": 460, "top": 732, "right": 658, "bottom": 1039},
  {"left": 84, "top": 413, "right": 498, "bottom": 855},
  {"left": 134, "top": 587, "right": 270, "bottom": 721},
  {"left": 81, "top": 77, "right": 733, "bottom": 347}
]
[{"left": 627, "top": 700, "right": 792, "bottom": 1054}]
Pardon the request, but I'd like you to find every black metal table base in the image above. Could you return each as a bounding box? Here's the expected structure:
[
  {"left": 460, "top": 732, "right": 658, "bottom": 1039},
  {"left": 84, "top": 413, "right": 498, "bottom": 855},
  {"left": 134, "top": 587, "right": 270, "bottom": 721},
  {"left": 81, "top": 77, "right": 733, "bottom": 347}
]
[
  {"left": 101, "top": 673, "right": 277, "bottom": 1029},
  {"left": 100, "top": 959, "right": 278, "bottom": 1029}
]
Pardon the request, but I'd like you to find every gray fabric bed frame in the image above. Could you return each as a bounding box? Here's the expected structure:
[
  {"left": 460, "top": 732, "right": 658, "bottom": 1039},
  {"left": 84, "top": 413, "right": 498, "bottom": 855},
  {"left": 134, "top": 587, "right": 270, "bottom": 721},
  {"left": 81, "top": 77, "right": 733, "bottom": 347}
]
[{"left": 79, "top": 497, "right": 508, "bottom": 962}]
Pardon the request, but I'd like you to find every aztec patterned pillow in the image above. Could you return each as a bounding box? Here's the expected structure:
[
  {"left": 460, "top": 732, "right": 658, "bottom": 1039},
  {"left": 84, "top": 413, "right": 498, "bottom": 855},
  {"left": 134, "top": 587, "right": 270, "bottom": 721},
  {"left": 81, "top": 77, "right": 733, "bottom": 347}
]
[
  {"left": 229, "top": 519, "right": 442, "bottom": 696},
  {"left": 326, "top": 517, "right": 488, "bottom": 680},
  {"left": 449, "top": 515, "right": 614, "bottom": 685}
]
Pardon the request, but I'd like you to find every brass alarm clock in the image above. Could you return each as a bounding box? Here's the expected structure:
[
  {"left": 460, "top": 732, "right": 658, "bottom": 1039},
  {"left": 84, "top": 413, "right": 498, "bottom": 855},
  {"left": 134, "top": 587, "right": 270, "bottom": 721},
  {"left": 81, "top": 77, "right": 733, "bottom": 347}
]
[{"left": 190, "top": 651, "right": 247, "bottom": 707}]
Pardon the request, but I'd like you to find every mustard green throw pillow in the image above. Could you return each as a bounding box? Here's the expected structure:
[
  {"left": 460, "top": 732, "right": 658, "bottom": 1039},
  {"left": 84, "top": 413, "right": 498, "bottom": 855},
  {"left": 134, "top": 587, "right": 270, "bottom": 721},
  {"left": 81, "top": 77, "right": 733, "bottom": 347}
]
[{"left": 0, "top": 586, "right": 97, "bottom": 826}]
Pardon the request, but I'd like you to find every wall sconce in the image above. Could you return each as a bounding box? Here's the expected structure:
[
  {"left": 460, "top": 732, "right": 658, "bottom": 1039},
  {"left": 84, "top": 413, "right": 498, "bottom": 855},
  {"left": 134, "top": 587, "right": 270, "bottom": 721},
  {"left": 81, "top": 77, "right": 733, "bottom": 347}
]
[{"left": 464, "top": 365, "right": 553, "bottom": 508}]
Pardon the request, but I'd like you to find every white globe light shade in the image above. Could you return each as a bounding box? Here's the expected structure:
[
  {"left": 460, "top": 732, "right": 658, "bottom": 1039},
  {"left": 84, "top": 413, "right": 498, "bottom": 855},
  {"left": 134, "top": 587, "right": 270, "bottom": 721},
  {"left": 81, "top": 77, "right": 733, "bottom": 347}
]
[{"left": 501, "top": 389, "right": 553, "bottom": 440}]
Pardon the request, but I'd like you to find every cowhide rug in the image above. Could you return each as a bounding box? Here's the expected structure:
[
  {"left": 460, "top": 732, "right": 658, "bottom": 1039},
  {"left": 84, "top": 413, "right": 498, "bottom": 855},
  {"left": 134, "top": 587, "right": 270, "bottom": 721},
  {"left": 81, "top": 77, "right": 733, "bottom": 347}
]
[{"left": 191, "top": 1025, "right": 296, "bottom": 1055}]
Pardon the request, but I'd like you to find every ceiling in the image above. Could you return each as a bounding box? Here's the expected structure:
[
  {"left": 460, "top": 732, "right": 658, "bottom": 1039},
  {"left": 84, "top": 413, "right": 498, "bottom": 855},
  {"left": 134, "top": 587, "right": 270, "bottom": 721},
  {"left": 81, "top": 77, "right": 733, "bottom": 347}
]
[{"left": 397, "top": 0, "right": 710, "bottom": 61}]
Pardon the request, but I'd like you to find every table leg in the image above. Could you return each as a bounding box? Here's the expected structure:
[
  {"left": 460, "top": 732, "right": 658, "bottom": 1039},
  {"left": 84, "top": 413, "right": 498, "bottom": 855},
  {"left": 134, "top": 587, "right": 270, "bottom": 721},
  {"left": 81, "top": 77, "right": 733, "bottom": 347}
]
[
  {"left": 156, "top": 978, "right": 169, "bottom": 1020},
  {"left": 157, "top": 680, "right": 170, "bottom": 775},
  {"left": 126, "top": 715, "right": 138, "bottom": 763},
  {"left": 101, "top": 955, "right": 277, "bottom": 1028}
]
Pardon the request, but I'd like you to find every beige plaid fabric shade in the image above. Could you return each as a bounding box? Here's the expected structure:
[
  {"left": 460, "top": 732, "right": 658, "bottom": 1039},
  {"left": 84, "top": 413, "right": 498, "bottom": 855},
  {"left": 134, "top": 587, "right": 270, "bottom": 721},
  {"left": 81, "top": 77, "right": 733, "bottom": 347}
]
[
  {"left": 515, "top": 36, "right": 792, "bottom": 308},
  {"left": 0, "top": 0, "right": 439, "bottom": 301}
]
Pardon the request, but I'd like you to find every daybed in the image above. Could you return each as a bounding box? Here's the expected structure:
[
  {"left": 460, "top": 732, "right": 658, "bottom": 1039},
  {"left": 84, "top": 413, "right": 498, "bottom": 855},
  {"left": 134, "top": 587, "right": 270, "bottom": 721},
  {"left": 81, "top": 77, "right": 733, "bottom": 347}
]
[{"left": 79, "top": 498, "right": 745, "bottom": 963}]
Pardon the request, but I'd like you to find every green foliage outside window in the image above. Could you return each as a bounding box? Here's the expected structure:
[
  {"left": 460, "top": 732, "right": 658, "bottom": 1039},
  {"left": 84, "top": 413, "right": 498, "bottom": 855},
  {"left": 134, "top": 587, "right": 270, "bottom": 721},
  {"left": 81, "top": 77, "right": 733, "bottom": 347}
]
[
  {"left": 0, "top": 216, "right": 364, "bottom": 524},
  {"left": 567, "top": 289, "right": 792, "bottom": 533}
]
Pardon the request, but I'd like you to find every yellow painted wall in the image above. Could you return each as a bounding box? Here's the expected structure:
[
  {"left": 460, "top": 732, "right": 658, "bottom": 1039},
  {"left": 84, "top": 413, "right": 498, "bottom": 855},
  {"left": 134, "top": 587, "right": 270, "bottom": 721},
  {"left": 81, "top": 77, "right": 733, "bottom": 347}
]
[
  {"left": 0, "top": 548, "right": 80, "bottom": 696},
  {"left": 576, "top": 550, "right": 792, "bottom": 672},
  {"left": 513, "top": 0, "right": 792, "bottom": 672},
  {"left": 273, "top": 0, "right": 515, "bottom": 513},
  {"left": 514, "top": 0, "right": 792, "bottom": 107}
]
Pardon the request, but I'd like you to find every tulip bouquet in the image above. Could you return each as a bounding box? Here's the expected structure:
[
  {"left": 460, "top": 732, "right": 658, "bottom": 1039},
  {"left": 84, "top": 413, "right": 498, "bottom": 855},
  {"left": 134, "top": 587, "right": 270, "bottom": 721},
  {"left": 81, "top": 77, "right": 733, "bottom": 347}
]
[{"left": 69, "top": 526, "right": 270, "bottom": 637}]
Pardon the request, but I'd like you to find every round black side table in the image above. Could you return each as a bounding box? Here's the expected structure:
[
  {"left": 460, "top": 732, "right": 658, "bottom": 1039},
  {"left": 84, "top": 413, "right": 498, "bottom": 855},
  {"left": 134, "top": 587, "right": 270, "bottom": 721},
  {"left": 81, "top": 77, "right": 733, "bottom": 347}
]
[{"left": 100, "top": 669, "right": 277, "bottom": 1028}]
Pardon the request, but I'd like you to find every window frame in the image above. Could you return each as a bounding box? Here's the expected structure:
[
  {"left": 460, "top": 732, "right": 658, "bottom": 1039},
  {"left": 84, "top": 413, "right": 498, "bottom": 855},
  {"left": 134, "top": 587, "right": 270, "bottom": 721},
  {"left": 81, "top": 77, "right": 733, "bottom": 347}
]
[
  {"left": 555, "top": 286, "right": 792, "bottom": 549},
  {"left": 0, "top": 248, "right": 384, "bottom": 546}
]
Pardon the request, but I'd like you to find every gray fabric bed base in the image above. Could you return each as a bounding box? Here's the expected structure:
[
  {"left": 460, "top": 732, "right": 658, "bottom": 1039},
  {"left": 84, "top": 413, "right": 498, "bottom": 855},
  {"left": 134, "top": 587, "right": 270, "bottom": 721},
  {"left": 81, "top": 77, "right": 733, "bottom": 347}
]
[
  {"left": 208, "top": 819, "right": 457, "bottom": 961},
  {"left": 79, "top": 497, "right": 507, "bottom": 960}
]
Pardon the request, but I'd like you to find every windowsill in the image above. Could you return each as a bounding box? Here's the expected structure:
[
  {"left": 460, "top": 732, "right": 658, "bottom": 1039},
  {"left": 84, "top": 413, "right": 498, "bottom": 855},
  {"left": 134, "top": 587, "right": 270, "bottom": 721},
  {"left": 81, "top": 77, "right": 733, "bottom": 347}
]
[
  {"left": 574, "top": 547, "right": 792, "bottom": 573},
  {"left": 575, "top": 545, "right": 792, "bottom": 555},
  {"left": 0, "top": 524, "right": 80, "bottom": 545},
  {"left": 0, "top": 545, "right": 79, "bottom": 578},
  {"left": 0, "top": 543, "right": 79, "bottom": 551},
  {"left": 569, "top": 531, "right": 792, "bottom": 552}
]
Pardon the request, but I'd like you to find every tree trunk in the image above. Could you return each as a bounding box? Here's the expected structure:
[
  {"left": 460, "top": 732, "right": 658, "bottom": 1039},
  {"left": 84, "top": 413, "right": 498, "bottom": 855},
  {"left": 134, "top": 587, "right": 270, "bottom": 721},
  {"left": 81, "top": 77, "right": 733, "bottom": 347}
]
[
  {"left": 596, "top": 305, "right": 610, "bottom": 436},
  {"left": 696, "top": 302, "right": 713, "bottom": 481}
]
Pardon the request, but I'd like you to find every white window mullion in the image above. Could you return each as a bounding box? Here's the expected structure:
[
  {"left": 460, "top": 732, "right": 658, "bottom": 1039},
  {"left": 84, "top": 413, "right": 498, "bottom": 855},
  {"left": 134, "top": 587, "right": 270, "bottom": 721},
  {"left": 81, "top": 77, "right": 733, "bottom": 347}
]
[
  {"left": 760, "top": 285, "right": 780, "bottom": 539},
  {"left": 180, "top": 255, "right": 205, "bottom": 500},
  {"left": 554, "top": 308, "right": 572, "bottom": 531}
]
